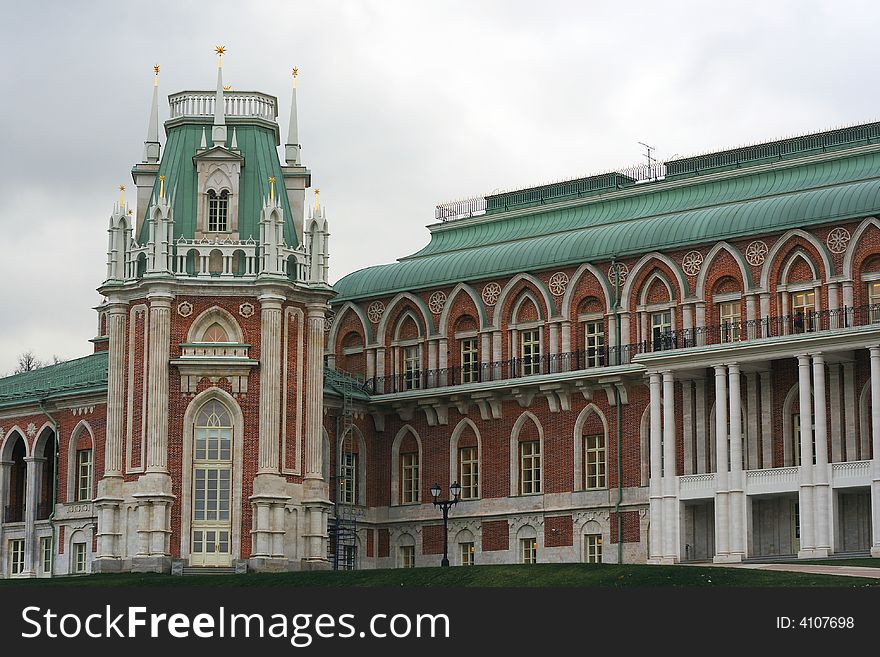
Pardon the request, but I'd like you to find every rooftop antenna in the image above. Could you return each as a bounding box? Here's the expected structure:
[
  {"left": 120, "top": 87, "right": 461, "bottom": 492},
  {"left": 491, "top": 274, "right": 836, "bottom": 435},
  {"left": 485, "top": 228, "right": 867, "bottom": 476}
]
[{"left": 638, "top": 141, "right": 656, "bottom": 180}]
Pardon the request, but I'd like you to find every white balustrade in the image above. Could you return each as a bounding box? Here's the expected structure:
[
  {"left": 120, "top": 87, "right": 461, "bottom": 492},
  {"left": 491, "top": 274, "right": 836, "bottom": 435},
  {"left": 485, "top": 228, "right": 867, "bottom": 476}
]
[
  {"left": 745, "top": 466, "right": 799, "bottom": 495},
  {"left": 831, "top": 460, "right": 871, "bottom": 487},
  {"left": 168, "top": 91, "right": 278, "bottom": 121},
  {"left": 678, "top": 472, "right": 715, "bottom": 500}
]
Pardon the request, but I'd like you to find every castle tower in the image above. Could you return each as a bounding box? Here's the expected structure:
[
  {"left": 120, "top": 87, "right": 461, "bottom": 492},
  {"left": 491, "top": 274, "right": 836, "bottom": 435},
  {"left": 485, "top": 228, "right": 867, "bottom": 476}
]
[{"left": 96, "top": 50, "right": 333, "bottom": 574}]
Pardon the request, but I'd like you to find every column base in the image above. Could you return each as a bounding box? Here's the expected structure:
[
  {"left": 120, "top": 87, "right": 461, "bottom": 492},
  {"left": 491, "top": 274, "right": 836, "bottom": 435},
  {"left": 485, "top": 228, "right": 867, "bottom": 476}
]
[
  {"left": 248, "top": 557, "right": 297, "bottom": 573},
  {"left": 131, "top": 555, "right": 171, "bottom": 574},
  {"left": 712, "top": 554, "right": 742, "bottom": 564},
  {"left": 92, "top": 558, "right": 125, "bottom": 574},
  {"left": 811, "top": 547, "right": 831, "bottom": 558},
  {"left": 797, "top": 549, "right": 818, "bottom": 559},
  {"left": 871, "top": 546, "right": 880, "bottom": 558},
  {"left": 300, "top": 558, "right": 331, "bottom": 571}
]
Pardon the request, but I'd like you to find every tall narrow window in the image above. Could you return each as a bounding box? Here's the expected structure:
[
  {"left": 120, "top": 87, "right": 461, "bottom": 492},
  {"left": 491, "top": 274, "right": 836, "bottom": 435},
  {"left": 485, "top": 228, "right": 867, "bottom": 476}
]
[
  {"left": 460, "top": 338, "right": 479, "bottom": 384},
  {"left": 584, "top": 534, "right": 602, "bottom": 563},
  {"left": 340, "top": 452, "right": 357, "bottom": 505},
  {"left": 520, "top": 440, "right": 542, "bottom": 495},
  {"left": 403, "top": 345, "right": 421, "bottom": 390},
  {"left": 520, "top": 329, "right": 542, "bottom": 376},
  {"left": 73, "top": 542, "right": 87, "bottom": 574},
  {"left": 192, "top": 399, "right": 234, "bottom": 567},
  {"left": 9, "top": 539, "right": 24, "bottom": 576},
  {"left": 869, "top": 282, "right": 880, "bottom": 324},
  {"left": 77, "top": 449, "right": 93, "bottom": 502},
  {"left": 459, "top": 446, "right": 479, "bottom": 499},
  {"left": 207, "top": 190, "right": 229, "bottom": 232},
  {"left": 584, "top": 320, "right": 605, "bottom": 367},
  {"left": 41, "top": 536, "right": 52, "bottom": 575},
  {"left": 584, "top": 434, "right": 607, "bottom": 489},
  {"left": 651, "top": 310, "right": 672, "bottom": 351},
  {"left": 401, "top": 452, "right": 419, "bottom": 504},
  {"left": 520, "top": 537, "right": 537, "bottom": 564},
  {"left": 792, "top": 413, "right": 816, "bottom": 466},
  {"left": 399, "top": 545, "right": 415, "bottom": 568},
  {"left": 459, "top": 542, "right": 475, "bottom": 566},
  {"left": 792, "top": 291, "right": 815, "bottom": 333},
  {"left": 719, "top": 301, "right": 741, "bottom": 343}
]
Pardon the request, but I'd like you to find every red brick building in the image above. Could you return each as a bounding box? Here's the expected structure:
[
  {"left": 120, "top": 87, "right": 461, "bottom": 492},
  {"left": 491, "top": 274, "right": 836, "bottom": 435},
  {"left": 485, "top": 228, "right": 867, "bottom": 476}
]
[{"left": 2, "top": 60, "right": 880, "bottom": 577}]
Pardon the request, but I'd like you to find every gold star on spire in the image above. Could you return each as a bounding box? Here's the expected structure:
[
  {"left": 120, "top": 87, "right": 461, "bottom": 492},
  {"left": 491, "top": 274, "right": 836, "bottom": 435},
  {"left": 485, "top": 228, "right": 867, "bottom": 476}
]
[
  {"left": 215, "top": 45, "right": 226, "bottom": 56},
  {"left": 223, "top": 85, "right": 231, "bottom": 90},
  {"left": 292, "top": 67, "right": 299, "bottom": 78},
  {"left": 119, "top": 185, "right": 125, "bottom": 207},
  {"left": 153, "top": 64, "right": 160, "bottom": 87},
  {"left": 314, "top": 188, "right": 320, "bottom": 209},
  {"left": 269, "top": 176, "right": 276, "bottom": 201}
]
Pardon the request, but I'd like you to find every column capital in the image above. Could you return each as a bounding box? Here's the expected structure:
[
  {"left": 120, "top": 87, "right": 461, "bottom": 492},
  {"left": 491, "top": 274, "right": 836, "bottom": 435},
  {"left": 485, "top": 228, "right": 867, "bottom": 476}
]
[
  {"left": 727, "top": 362, "right": 741, "bottom": 373},
  {"left": 104, "top": 301, "right": 129, "bottom": 315},
  {"left": 812, "top": 352, "right": 825, "bottom": 364},
  {"left": 258, "top": 293, "right": 285, "bottom": 308},
  {"left": 145, "top": 291, "right": 174, "bottom": 304},
  {"left": 714, "top": 364, "right": 727, "bottom": 375},
  {"left": 305, "top": 301, "right": 329, "bottom": 317},
  {"left": 796, "top": 353, "right": 811, "bottom": 364},
  {"left": 870, "top": 346, "right": 880, "bottom": 358}
]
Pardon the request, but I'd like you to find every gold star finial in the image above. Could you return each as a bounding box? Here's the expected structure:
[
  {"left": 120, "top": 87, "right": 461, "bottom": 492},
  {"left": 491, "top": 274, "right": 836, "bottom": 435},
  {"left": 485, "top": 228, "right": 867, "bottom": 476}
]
[
  {"left": 292, "top": 67, "right": 298, "bottom": 78},
  {"left": 118, "top": 185, "right": 125, "bottom": 207},
  {"left": 269, "top": 176, "right": 276, "bottom": 201},
  {"left": 223, "top": 85, "right": 231, "bottom": 91},
  {"left": 215, "top": 45, "right": 226, "bottom": 56},
  {"left": 153, "top": 64, "right": 160, "bottom": 87},
  {"left": 314, "top": 188, "right": 320, "bottom": 209}
]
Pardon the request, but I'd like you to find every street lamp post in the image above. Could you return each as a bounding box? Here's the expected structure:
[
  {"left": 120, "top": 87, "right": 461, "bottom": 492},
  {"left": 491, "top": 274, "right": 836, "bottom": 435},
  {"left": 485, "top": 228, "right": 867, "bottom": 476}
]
[{"left": 431, "top": 481, "right": 461, "bottom": 567}]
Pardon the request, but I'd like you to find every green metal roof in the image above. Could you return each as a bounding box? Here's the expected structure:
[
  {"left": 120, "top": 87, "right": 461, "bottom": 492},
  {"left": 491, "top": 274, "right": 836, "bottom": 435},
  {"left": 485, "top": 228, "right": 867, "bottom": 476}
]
[
  {"left": 333, "top": 146, "right": 880, "bottom": 301},
  {"left": 323, "top": 367, "right": 372, "bottom": 401},
  {"left": 137, "top": 123, "right": 297, "bottom": 246},
  {"left": 0, "top": 352, "right": 109, "bottom": 409}
]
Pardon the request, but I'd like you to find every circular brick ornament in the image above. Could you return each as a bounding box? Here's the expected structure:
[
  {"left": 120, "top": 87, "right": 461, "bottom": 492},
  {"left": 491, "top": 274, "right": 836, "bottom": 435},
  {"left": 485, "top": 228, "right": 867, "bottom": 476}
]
[
  {"left": 608, "top": 262, "right": 629, "bottom": 286},
  {"left": 682, "top": 251, "right": 703, "bottom": 276},
  {"left": 367, "top": 301, "right": 385, "bottom": 324},
  {"left": 482, "top": 282, "right": 502, "bottom": 306},
  {"left": 238, "top": 302, "right": 255, "bottom": 318},
  {"left": 826, "top": 227, "right": 851, "bottom": 254},
  {"left": 745, "top": 240, "right": 768, "bottom": 266},
  {"left": 548, "top": 272, "right": 569, "bottom": 296},
  {"left": 428, "top": 291, "right": 447, "bottom": 314},
  {"left": 177, "top": 301, "right": 193, "bottom": 317}
]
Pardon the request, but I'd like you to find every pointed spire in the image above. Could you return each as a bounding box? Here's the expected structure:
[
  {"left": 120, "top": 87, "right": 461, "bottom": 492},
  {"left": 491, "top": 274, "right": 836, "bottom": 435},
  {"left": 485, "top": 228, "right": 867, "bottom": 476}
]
[
  {"left": 285, "top": 66, "right": 301, "bottom": 165},
  {"left": 119, "top": 185, "right": 126, "bottom": 210},
  {"left": 200, "top": 127, "right": 207, "bottom": 149},
  {"left": 143, "top": 64, "right": 161, "bottom": 163},
  {"left": 212, "top": 45, "right": 227, "bottom": 145},
  {"left": 231, "top": 127, "right": 238, "bottom": 149}
]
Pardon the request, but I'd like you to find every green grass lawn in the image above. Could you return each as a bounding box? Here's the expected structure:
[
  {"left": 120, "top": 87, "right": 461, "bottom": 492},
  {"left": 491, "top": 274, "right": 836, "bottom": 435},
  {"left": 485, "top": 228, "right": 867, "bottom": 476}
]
[
  {"left": 797, "top": 558, "right": 880, "bottom": 568},
  {"left": 1, "top": 562, "right": 876, "bottom": 588}
]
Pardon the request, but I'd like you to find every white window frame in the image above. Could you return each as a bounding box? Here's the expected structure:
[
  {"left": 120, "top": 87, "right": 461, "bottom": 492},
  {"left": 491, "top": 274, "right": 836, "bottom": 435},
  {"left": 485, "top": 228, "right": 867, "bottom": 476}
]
[
  {"left": 584, "top": 434, "right": 607, "bottom": 490},
  {"left": 403, "top": 344, "right": 421, "bottom": 390},
  {"left": 520, "top": 537, "right": 537, "bottom": 564},
  {"left": 791, "top": 289, "right": 816, "bottom": 333},
  {"left": 73, "top": 542, "right": 87, "bottom": 574},
  {"left": 520, "top": 440, "right": 542, "bottom": 495},
  {"left": 718, "top": 299, "right": 741, "bottom": 343},
  {"left": 207, "top": 189, "right": 230, "bottom": 233},
  {"left": 459, "top": 446, "right": 479, "bottom": 500},
  {"left": 401, "top": 452, "right": 420, "bottom": 504},
  {"left": 650, "top": 308, "right": 673, "bottom": 351},
  {"left": 792, "top": 413, "right": 816, "bottom": 466},
  {"left": 9, "top": 539, "right": 24, "bottom": 576},
  {"left": 399, "top": 544, "right": 415, "bottom": 568},
  {"left": 583, "top": 318, "right": 605, "bottom": 368},
  {"left": 584, "top": 534, "right": 602, "bottom": 564},
  {"left": 520, "top": 328, "right": 542, "bottom": 376},
  {"left": 460, "top": 337, "right": 479, "bottom": 384},
  {"left": 41, "top": 536, "right": 52, "bottom": 575},
  {"left": 459, "top": 542, "right": 475, "bottom": 566},
  {"left": 340, "top": 451, "right": 357, "bottom": 505},
  {"left": 77, "top": 448, "right": 93, "bottom": 502},
  {"left": 868, "top": 281, "right": 880, "bottom": 324}
]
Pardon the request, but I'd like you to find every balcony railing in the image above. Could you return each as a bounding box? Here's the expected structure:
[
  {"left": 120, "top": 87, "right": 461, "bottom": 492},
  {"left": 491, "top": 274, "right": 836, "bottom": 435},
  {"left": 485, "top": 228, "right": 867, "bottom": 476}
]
[
  {"left": 361, "top": 303, "right": 880, "bottom": 395},
  {"left": 168, "top": 91, "right": 278, "bottom": 122}
]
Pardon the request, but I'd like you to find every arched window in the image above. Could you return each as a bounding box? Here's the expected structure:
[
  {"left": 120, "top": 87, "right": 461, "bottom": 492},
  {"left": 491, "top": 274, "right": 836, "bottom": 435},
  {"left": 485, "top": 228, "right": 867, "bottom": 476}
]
[
  {"left": 192, "top": 399, "right": 233, "bottom": 566},
  {"left": 5, "top": 433, "right": 26, "bottom": 523},
  {"left": 207, "top": 190, "right": 229, "bottom": 232},
  {"left": 203, "top": 322, "right": 229, "bottom": 343}
]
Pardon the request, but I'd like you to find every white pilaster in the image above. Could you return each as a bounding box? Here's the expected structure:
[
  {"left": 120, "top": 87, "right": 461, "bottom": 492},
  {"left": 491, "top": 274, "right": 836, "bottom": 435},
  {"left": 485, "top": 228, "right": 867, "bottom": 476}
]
[
  {"left": 812, "top": 354, "right": 831, "bottom": 556},
  {"left": 648, "top": 372, "right": 663, "bottom": 563},
  {"left": 869, "top": 346, "right": 880, "bottom": 556},
  {"left": 713, "top": 365, "right": 730, "bottom": 562},
  {"left": 258, "top": 295, "right": 283, "bottom": 473},
  {"left": 746, "top": 372, "right": 759, "bottom": 470},
  {"left": 797, "top": 354, "right": 815, "bottom": 558},
  {"left": 662, "top": 371, "right": 678, "bottom": 562},
  {"left": 829, "top": 363, "right": 843, "bottom": 463},
  {"left": 146, "top": 293, "right": 172, "bottom": 473},
  {"left": 728, "top": 364, "right": 744, "bottom": 560},
  {"left": 682, "top": 379, "right": 694, "bottom": 475},
  {"left": 695, "top": 378, "right": 707, "bottom": 473},
  {"left": 760, "top": 371, "right": 773, "bottom": 469},
  {"left": 843, "top": 361, "right": 857, "bottom": 461}
]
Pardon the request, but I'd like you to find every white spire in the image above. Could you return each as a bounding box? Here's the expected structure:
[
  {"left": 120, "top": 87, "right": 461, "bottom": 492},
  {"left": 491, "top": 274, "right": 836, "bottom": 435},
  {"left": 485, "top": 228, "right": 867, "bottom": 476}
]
[
  {"left": 212, "top": 46, "right": 227, "bottom": 145},
  {"left": 143, "top": 64, "right": 161, "bottom": 163},
  {"left": 285, "top": 66, "right": 300, "bottom": 165}
]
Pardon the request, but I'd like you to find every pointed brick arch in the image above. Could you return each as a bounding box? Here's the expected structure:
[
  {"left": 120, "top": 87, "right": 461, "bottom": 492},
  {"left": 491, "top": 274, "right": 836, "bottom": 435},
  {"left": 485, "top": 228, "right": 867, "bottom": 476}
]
[
  {"left": 391, "top": 425, "right": 423, "bottom": 506},
  {"left": 328, "top": 301, "right": 373, "bottom": 348},
  {"left": 438, "top": 283, "right": 488, "bottom": 335},
  {"left": 843, "top": 216, "right": 880, "bottom": 280},
  {"left": 187, "top": 305, "right": 243, "bottom": 343},
  {"left": 759, "top": 229, "right": 834, "bottom": 290},
  {"left": 620, "top": 252, "right": 690, "bottom": 307},
  {"left": 491, "top": 273, "right": 555, "bottom": 327},
  {"left": 449, "top": 418, "right": 482, "bottom": 499},
  {"left": 510, "top": 411, "right": 544, "bottom": 497},
  {"left": 696, "top": 242, "right": 752, "bottom": 298},
  {"left": 573, "top": 404, "right": 609, "bottom": 491},
  {"left": 376, "top": 292, "right": 434, "bottom": 344},
  {"left": 561, "top": 263, "right": 614, "bottom": 317}
]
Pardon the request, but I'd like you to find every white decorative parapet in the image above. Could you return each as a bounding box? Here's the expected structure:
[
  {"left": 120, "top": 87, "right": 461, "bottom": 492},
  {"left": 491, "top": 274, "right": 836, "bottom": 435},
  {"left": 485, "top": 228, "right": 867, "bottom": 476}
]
[
  {"left": 831, "top": 460, "right": 871, "bottom": 487},
  {"left": 168, "top": 91, "right": 278, "bottom": 122},
  {"left": 678, "top": 472, "right": 715, "bottom": 500},
  {"left": 746, "top": 466, "right": 799, "bottom": 495}
]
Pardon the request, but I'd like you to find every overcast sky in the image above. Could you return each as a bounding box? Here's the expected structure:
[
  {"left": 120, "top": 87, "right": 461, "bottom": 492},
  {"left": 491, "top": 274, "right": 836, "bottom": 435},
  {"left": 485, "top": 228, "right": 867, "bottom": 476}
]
[{"left": 0, "top": 0, "right": 877, "bottom": 374}]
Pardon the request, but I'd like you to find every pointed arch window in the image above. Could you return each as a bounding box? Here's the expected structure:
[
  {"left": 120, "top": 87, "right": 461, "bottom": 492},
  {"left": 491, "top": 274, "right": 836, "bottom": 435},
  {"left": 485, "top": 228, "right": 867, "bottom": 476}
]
[
  {"left": 203, "top": 322, "right": 230, "bottom": 343},
  {"left": 208, "top": 190, "right": 229, "bottom": 232}
]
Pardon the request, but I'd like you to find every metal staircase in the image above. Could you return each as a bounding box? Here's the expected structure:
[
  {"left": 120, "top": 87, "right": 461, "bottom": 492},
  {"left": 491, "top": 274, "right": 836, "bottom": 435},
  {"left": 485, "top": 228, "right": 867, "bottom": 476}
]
[{"left": 328, "top": 369, "right": 360, "bottom": 570}]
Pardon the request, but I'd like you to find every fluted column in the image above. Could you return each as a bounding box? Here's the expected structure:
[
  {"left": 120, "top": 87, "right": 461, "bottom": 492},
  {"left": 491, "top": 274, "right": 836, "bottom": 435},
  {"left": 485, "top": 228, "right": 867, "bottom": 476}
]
[
  {"left": 258, "top": 295, "right": 284, "bottom": 473},
  {"left": 728, "top": 363, "right": 744, "bottom": 560},
  {"left": 662, "top": 371, "right": 678, "bottom": 562},
  {"left": 305, "top": 303, "right": 327, "bottom": 479},
  {"left": 648, "top": 372, "right": 663, "bottom": 563},
  {"left": 713, "top": 365, "right": 730, "bottom": 562},
  {"left": 869, "top": 347, "right": 880, "bottom": 556},
  {"left": 104, "top": 303, "right": 127, "bottom": 476},
  {"left": 22, "top": 457, "right": 40, "bottom": 576},
  {"left": 797, "top": 354, "right": 815, "bottom": 557},
  {"left": 146, "top": 293, "right": 172, "bottom": 472}
]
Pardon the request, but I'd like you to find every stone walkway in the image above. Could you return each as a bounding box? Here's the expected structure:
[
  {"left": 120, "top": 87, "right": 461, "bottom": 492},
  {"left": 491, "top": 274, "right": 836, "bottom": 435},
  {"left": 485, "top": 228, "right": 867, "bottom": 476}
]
[{"left": 694, "top": 562, "right": 880, "bottom": 579}]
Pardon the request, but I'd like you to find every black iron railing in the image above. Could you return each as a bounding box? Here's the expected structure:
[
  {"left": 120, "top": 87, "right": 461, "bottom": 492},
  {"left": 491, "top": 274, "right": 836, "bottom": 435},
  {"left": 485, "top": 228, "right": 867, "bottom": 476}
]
[{"left": 361, "top": 303, "right": 880, "bottom": 395}]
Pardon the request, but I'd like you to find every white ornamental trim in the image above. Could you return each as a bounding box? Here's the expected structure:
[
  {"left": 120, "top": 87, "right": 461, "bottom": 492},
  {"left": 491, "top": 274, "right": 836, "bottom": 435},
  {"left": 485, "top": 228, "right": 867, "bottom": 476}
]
[
  {"left": 745, "top": 240, "right": 768, "bottom": 266},
  {"left": 177, "top": 301, "right": 194, "bottom": 317},
  {"left": 608, "top": 262, "right": 629, "bottom": 286},
  {"left": 548, "top": 272, "right": 569, "bottom": 296},
  {"left": 826, "top": 227, "right": 851, "bottom": 254},
  {"left": 0, "top": 427, "right": 5, "bottom": 442},
  {"left": 367, "top": 301, "right": 385, "bottom": 324},
  {"left": 26, "top": 422, "right": 36, "bottom": 438},
  {"left": 428, "top": 291, "right": 447, "bottom": 314},
  {"left": 682, "top": 250, "right": 704, "bottom": 276},
  {"left": 238, "top": 302, "right": 255, "bottom": 318},
  {"left": 324, "top": 311, "right": 336, "bottom": 332},
  {"left": 482, "top": 282, "right": 502, "bottom": 306}
]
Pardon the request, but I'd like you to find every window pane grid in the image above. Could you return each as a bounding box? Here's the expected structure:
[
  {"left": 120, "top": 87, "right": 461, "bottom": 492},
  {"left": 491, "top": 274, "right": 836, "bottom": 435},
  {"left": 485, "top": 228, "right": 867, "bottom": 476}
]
[
  {"left": 341, "top": 452, "right": 357, "bottom": 505},
  {"left": 74, "top": 543, "right": 86, "bottom": 573},
  {"left": 399, "top": 545, "right": 415, "bottom": 568},
  {"left": 459, "top": 446, "right": 479, "bottom": 499},
  {"left": 403, "top": 346, "right": 421, "bottom": 390},
  {"left": 719, "top": 301, "right": 741, "bottom": 343},
  {"left": 520, "top": 537, "right": 537, "bottom": 564},
  {"left": 584, "top": 321, "right": 605, "bottom": 367},
  {"left": 520, "top": 441, "right": 541, "bottom": 495},
  {"left": 520, "top": 329, "right": 542, "bottom": 376},
  {"left": 584, "top": 534, "right": 602, "bottom": 563},
  {"left": 792, "top": 291, "right": 815, "bottom": 333},
  {"left": 207, "top": 191, "right": 229, "bottom": 232},
  {"left": 460, "top": 338, "right": 479, "bottom": 383},
  {"left": 870, "top": 282, "right": 880, "bottom": 323},
  {"left": 77, "top": 449, "right": 93, "bottom": 501},
  {"left": 460, "top": 542, "right": 475, "bottom": 566},
  {"left": 10, "top": 539, "right": 24, "bottom": 575},
  {"left": 401, "top": 452, "right": 419, "bottom": 503},
  {"left": 651, "top": 311, "right": 672, "bottom": 351},
  {"left": 584, "top": 434, "right": 606, "bottom": 489}
]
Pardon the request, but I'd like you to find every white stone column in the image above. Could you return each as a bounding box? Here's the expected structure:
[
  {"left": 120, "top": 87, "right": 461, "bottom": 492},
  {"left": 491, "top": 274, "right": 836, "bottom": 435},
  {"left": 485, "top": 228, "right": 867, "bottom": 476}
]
[
  {"left": 812, "top": 354, "right": 831, "bottom": 556},
  {"left": 870, "top": 346, "right": 880, "bottom": 556},
  {"left": 662, "top": 371, "right": 678, "bottom": 562},
  {"left": 258, "top": 295, "right": 284, "bottom": 473},
  {"left": 22, "top": 457, "right": 39, "bottom": 576},
  {"left": 619, "top": 311, "right": 631, "bottom": 359},
  {"left": 842, "top": 280, "right": 854, "bottom": 314},
  {"left": 374, "top": 347, "right": 386, "bottom": 393},
  {"left": 648, "top": 372, "right": 663, "bottom": 563},
  {"left": 605, "top": 313, "right": 617, "bottom": 364},
  {"left": 146, "top": 293, "right": 172, "bottom": 473},
  {"left": 829, "top": 364, "right": 843, "bottom": 463},
  {"left": 713, "top": 365, "right": 730, "bottom": 562},
  {"left": 745, "top": 294, "right": 757, "bottom": 340},
  {"left": 828, "top": 284, "right": 840, "bottom": 328},
  {"left": 759, "top": 294, "right": 771, "bottom": 337},
  {"left": 695, "top": 302, "right": 706, "bottom": 346},
  {"left": 797, "top": 354, "right": 815, "bottom": 557},
  {"left": 728, "top": 364, "right": 745, "bottom": 560}
]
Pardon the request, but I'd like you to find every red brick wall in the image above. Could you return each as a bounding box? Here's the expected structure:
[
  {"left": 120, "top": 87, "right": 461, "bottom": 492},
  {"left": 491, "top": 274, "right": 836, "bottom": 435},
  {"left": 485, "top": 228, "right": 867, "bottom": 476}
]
[
  {"left": 482, "top": 519, "right": 509, "bottom": 551},
  {"left": 610, "top": 511, "right": 640, "bottom": 543},
  {"left": 378, "top": 529, "right": 390, "bottom": 558},
  {"left": 544, "top": 515, "right": 573, "bottom": 547},
  {"left": 422, "top": 524, "right": 444, "bottom": 554}
]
